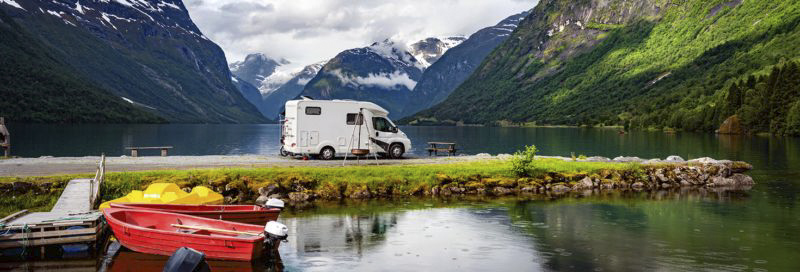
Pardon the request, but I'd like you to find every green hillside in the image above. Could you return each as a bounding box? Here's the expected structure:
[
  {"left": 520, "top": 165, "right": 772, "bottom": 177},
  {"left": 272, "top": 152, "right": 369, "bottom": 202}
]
[
  {"left": 408, "top": 0, "right": 800, "bottom": 135},
  {"left": 0, "top": 9, "right": 164, "bottom": 124}
]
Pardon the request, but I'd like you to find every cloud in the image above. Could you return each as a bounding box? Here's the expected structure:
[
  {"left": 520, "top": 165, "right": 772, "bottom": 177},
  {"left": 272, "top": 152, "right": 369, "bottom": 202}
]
[
  {"left": 330, "top": 70, "right": 418, "bottom": 90},
  {"left": 185, "top": 0, "right": 538, "bottom": 69}
]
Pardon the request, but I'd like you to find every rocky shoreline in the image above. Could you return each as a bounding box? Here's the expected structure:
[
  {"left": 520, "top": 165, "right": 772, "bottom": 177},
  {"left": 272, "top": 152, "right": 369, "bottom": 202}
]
[
  {"left": 1, "top": 155, "right": 755, "bottom": 212},
  {"left": 245, "top": 156, "right": 754, "bottom": 205}
]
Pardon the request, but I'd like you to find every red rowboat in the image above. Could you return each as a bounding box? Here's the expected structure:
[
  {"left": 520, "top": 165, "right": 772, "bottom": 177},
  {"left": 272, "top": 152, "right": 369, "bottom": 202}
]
[
  {"left": 109, "top": 203, "right": 280, "bottom": 224},
  {"left": 103, "top": 208, "right": 273, "bottom": 261}
]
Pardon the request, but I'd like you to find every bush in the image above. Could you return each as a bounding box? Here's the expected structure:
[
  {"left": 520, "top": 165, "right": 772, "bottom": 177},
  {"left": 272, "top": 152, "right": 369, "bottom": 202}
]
[{"left": 511, "top": 145, "right": 538, "bottom": 177}]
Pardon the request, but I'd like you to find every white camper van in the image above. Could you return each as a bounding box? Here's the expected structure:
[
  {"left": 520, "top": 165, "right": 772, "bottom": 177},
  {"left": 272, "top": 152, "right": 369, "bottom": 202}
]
[{"left": 281, "top": 98, "right": 411, "bottom": 160}]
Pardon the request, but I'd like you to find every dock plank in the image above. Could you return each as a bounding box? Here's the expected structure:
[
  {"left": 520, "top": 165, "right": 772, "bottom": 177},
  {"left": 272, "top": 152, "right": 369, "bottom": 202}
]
[{"left": 51, "top": 179, "right": 94, "bottom": 213}]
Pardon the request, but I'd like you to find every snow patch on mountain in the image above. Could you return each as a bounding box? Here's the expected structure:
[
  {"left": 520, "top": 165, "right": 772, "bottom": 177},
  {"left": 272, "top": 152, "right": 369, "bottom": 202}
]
[
  {"left": 46, "top": 10, "right": 61, "bottom": 17},
  {"left": 260, "top": 68, "right": 297, "bottom": 95},
  {"left": 408, "top": 36, "right": 466, "bottom": 67},
  {"left": 367, "top": 40, "right": 425, "bottom": 70},
  {"left": 330, "top": 69, "right": 417, "bottom": 90},
  {"left": 0, "top": 0, "right": 24, "bottom": 10},
  {"left": 74, "top": 1, "right": 85, "bottom": 14}
]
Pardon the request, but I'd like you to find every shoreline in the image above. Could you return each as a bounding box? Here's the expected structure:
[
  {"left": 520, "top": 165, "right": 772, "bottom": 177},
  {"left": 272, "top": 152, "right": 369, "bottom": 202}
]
[{"left": 0, "top": 155, "right": 755, "bottom": 217}]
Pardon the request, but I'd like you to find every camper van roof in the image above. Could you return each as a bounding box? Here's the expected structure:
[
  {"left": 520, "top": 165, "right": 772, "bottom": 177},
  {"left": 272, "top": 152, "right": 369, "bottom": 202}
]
[{"left": 287, "top": 99, "right": 389, "bottom": 114}]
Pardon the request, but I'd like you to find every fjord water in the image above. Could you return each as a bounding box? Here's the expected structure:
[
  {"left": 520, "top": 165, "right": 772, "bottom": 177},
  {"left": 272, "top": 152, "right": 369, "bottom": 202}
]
[{"left": 5, "top": 124, "right": 800, "bottom": 271}]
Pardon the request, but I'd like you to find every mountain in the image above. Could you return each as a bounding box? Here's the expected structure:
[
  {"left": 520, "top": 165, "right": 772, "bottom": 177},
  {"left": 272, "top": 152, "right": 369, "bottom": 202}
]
[
  {"left": 261, "top": 61, "right": 327, "bottom": 118},
  {"left": 0, "top": 0, "right": 266, "bottom": 123},
  {"left": 408, "top": 0, "right": 800, "bottom": 133},
  {"left": 401, "top": 11, "right": 530, "bottom": 118},
  {"left": 230, "top": 74, "right": 271, "bottom": 117},
  {"left": 229, "top": 53, "right": 291, "bottom": 93},
  {"left": 0, "top": 7, "right": 164, "bottom": 123},
  {"left": 300, "top": 37, "right": 463, "bottom": 118},
  {"left": 408, "top": 36, "right": 466, "bottom": 67}
]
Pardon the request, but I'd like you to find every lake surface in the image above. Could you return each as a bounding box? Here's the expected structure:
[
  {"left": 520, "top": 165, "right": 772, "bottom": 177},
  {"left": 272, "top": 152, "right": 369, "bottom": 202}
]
[{"left": 2, "top": 124, "right": 799, "bottom": 271}]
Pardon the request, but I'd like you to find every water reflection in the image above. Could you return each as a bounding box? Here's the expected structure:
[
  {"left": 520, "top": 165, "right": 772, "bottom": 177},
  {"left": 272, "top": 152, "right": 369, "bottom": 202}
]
[
  {"left": 3, "top": 185, "right": 798, "bottom": 272},
  {"left": 272, "top": 186, "right": 798, "bottom": 272},
  {"left": 279, "top": 208, "right": 543, "bottom": 271},
  {"left": 107, "top": 251, "right": 282, "bottom": 272}
]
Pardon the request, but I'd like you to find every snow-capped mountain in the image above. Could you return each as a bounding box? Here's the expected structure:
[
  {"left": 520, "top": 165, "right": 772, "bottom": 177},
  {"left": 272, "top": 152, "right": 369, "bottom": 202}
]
[
  {"left": 300, "top": 37, "right": 464, "bottom": 118},
  {"left": 402, "top": 11, "right": 531, "bottom": 118},
  {"left": 408, "top": 36, "right": 466, "bottom": 67},
  {"left": 261, "top": 61, "right": 327, "bottom": 118},
  {"left": 0, "top": 0, "right": 266, "bottom": 123},
  {"left": 229, "top": 53, "right": 291, "bottom": 94}
]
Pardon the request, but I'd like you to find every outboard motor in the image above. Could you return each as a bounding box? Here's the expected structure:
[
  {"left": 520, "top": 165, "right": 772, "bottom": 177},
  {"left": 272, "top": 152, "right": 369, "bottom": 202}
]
[
  {"left": 266, "top": 198, "right": 285, "bottom": 210},
  {"left": 163, "top": 247, "right": 211, "bottom": 272},
  {"left": 263, "top": 221, "right": 288, "bottom": 260}
]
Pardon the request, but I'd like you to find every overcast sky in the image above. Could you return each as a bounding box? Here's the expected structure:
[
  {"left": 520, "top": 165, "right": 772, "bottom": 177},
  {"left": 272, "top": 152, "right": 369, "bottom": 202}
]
[{"left": 185, "top": 0, "right": 538, "bottom": 70}]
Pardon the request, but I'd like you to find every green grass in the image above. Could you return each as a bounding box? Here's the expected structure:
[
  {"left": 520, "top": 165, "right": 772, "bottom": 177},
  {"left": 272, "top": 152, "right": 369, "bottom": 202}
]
[{"left": 0, "top": 159, "right": 643, "bottom": 217}]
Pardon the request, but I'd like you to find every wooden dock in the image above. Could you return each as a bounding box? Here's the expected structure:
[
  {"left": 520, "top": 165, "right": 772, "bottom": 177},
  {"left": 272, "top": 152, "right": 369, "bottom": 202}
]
[{"left": 0, "top": 156, "right": 106, "bottom": 252}]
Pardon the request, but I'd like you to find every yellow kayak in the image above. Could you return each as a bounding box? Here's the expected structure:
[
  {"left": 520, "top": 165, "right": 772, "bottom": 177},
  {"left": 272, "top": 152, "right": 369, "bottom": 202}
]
[{"left": 99, "top": 183, "right": 223, "bottom": 210}]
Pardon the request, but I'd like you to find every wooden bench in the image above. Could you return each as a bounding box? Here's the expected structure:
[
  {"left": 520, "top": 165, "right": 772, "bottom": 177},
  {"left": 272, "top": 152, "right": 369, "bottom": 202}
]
[
  {"left": 125, "top": 146, "right": 173, "bottom": 157},
  {"left": 426, "top": 142, "right": 457, "bottom": 156}
]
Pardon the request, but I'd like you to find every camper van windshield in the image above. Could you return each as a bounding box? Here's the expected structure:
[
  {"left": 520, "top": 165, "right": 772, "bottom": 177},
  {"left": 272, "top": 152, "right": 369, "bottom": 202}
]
[{"left": 372, "top": 117, "right": 394, "bottom": 132}]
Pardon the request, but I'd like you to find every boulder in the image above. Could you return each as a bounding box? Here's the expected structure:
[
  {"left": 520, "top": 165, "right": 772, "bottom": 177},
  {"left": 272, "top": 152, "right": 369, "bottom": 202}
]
[
  {"left": 258, "top": 185, "right": 278, "bottom": 197},
  {"left": 717, "top": 115, "right": 744, "bottom": 134},
  {"left": 730, "top": 174, "right": 754, "bottom": 186},
  {"left": 475, "top": 153, "right": 492, "bottom": 158},
  {"left": 665, "top": 155, "right": 685, "bottom": 162},
  {"left": 492, "top": 187, "right": 513, "bottom": 195},
  {"left": 689, "top": 157, "right": 718, "bottom": 164},
  {"left": 585, "top": 156, "right": 611, "bottom": 162},
  {"left": 497, "top": 154, "right": 513, "bottom": 159},
  {"left": 288, "top": 192, "right": 311, "bottom": 202},
  {"left": 551, "top": 184, "right": 571, "bottom": 193},
  {"left": 613, "top": 156, "right": 643, "bottom": 162},
  {"left": 255, "top": 195, "right": 269, "bottom": 206},
  {"left": 644, "top": 159, "right": 663, "bottom": 164},
  {"left": 577, "top": 177, "right": 594, "bottom": 189}
]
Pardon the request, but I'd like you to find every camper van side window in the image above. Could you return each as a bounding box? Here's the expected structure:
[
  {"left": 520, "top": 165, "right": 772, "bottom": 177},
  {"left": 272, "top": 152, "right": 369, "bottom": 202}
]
[
  {"left": 346, "top": 113, "right": 363, "bottom": 125},
  {"left": 305, "top": 107, "right": 321, "bottom": 115}
]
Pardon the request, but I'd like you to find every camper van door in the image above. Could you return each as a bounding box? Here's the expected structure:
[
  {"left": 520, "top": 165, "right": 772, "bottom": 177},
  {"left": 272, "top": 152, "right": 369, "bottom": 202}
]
[{"left": 371, "top": 116, "right": 398, "bottom": 152}]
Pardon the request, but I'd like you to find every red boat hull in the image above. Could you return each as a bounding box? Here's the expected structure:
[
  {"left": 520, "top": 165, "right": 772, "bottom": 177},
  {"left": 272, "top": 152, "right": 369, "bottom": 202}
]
[
  {"left": 104, "top": 208, "right": 277, "bottom": 261},
  {"left": 109, "top": 203, "right": 280, "bottom": 224}
]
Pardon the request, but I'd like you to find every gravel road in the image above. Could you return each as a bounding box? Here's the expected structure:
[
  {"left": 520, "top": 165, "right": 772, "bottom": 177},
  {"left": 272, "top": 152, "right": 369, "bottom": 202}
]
[{"left": 0, "top": 154, "right": 491, "bottom": 177}]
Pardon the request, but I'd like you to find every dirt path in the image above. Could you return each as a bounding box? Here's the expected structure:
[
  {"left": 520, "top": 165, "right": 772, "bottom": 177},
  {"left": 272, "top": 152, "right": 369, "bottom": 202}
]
[{"left": 0, "top": 155, "right": 488, "bottom": 177}]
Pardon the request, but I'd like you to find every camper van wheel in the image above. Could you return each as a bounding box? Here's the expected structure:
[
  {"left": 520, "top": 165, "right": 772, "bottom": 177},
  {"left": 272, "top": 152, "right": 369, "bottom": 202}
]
[
  {"left": 279, "top": 146, "right": 290, "bottom": 157},
  {"left": 389, "top": 144, "right": 404, "bottom": 159},
  {"left": 320, "top": 147, "right": 336, "bottom": 160}
]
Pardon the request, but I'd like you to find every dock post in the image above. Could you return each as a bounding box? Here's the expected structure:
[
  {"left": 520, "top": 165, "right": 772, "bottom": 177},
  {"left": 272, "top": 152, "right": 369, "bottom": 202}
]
[{"left": 0, "top": 117, "right": 9, "bottom": 158}]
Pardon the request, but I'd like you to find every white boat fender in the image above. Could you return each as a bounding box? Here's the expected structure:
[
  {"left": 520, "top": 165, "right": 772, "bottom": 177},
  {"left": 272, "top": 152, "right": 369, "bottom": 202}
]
[
  {"left": 266, "top": 198, "right": 285, "bottom": 210},
  {"left": 264, "top": 221, "right": 288, "bottom": 241}
]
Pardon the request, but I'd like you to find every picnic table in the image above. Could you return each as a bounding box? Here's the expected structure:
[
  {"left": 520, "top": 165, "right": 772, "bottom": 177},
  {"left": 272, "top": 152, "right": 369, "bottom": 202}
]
[
  {"left": 426, "top": 142, "right": 457, "bottom": 156},
  {"left": 125, "top": 146, "right": 173, "bottom": 157}
]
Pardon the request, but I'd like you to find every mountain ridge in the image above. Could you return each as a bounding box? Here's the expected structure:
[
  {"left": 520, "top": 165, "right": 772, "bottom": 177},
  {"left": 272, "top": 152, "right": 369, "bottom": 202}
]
[
  {"left": 1, "top": 0, "right": 267, "bottom": 123},
  {"left": 407, "top": 0, "right": 800, "bottom": 134}
]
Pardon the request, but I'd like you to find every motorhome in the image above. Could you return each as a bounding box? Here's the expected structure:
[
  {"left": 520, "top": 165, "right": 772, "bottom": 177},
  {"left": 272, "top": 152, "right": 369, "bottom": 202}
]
[{"left": 280, "top": 98, "right": 411, "bottom": 160}]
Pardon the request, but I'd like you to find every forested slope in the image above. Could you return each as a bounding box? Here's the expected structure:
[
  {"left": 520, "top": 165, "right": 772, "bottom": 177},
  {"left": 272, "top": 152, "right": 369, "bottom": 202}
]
[
  {"left": 409, "top": 0, "right": 800, "bottom": 135},
  {"left": 0, "top": 9, "right": 164, "bottom": 123}
]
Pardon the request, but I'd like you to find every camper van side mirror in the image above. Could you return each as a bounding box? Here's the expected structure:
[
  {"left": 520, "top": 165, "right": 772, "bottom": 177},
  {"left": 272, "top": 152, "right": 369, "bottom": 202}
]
[{"left": 391, "top": 127, "right": 398, "bottom": 133}]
